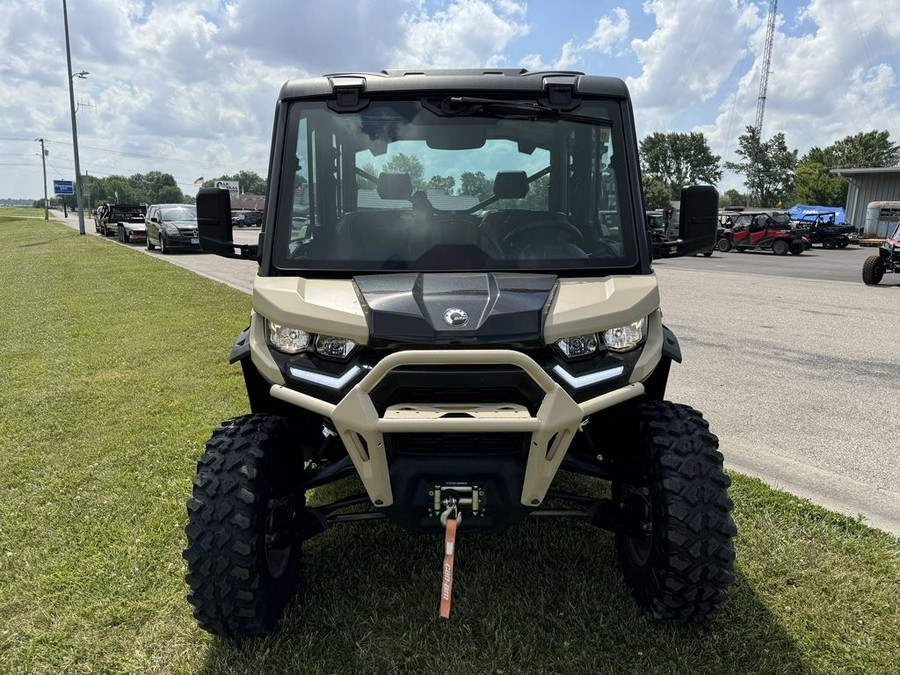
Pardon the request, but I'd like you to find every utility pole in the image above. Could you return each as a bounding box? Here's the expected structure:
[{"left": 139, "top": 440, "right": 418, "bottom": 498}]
[
  {"left": 63, "top": 0, "right": 86, "bottom": 235},
  {"left": 35, "top": 138, "right": 49, "bottom": 220}
]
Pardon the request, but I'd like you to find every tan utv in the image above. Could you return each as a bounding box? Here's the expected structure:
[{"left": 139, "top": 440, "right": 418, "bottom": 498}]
[{"left": 183, "top": 69, "right": 736, "bottom": 637}]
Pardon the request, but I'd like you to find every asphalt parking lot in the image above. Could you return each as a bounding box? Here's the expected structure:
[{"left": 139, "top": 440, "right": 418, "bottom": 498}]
[{"left": 57, "top": 211, "right": 900, "bottom": 535}]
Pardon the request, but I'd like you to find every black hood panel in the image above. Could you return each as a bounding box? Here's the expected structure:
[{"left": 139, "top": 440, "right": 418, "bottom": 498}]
[{"left": 354, "top": 273, "right": 557, "bottom": 346}]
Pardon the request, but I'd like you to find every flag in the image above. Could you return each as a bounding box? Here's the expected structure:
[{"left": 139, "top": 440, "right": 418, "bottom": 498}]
[{"left": 193, "top": 176, "right": 204, "bottom": 185}]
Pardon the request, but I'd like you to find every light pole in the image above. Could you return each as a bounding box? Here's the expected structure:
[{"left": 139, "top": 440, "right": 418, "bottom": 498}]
[
  {"left": 35, "top": 138, "right": 49, "bottom": 220},
  {"left": 63, "top": 0, "right": 87, "bottom": 235}
]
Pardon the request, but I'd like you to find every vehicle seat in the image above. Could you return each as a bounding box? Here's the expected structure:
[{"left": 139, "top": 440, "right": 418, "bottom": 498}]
[{"left": 333, "top": 172, "right": 416, "bottom": 263}]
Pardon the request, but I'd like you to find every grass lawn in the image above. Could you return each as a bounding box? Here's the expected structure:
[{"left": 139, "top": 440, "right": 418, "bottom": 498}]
[{"left": 0, "top": 209, "right": 898, "bottom": 674}]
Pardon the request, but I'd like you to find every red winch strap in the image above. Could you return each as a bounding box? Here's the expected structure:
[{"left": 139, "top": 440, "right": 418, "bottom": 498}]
[{"left": 439, "top": 515, "right": 458, "bottom": 619}]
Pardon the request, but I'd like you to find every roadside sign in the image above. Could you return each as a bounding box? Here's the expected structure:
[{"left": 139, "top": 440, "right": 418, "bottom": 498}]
[
  {"left": 215, "top": 180, "right": 240, "bottom": 199},
  {"left": 54, "top": 180, "right": 74, "bottom": 195}
]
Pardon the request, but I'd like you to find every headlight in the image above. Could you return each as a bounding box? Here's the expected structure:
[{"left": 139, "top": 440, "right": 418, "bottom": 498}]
[
  {"left": 555, "top": 334, "right": 599, "bottom": 359},
  {"left": 163, "top": 222, "right": 180, "bottom": 235},
  {"left": 266, "top": 320, "right": 311, "bottom": 354},
  {"left": 315, "top": 334, "right": 359, "bottom": 359},
  {"left": 265, "top": 320, "right": 359, "bottom": 359},
  {"left": 602, "top": 317, "right": 646, "bottom": 352}
]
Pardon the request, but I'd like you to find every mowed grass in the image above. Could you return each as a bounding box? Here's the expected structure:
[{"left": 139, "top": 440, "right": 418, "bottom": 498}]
[{"left": 0, "top": 209, "right": 898, "bottom": 674}]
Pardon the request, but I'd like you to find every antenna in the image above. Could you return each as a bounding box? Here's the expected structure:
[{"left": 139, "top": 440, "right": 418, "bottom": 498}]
[{"left": 751, "top": 0, "right": 777, "bottom": 205}]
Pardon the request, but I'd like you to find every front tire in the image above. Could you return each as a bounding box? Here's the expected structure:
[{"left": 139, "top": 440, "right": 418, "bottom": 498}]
[
  {"left": 184, "top": 415, "right": 305, "bottom": 637},
  {"left": 716, "top": 238, "right": 731, "bottom": 253},
  {"left": 160, "top": 234, "right": 169, "bottom": 254},
  {"left": 614, "top": 401, "right": 736, "bottom": 624},
  {"left": 146, "top": 235, "right": 155, "bottom": 250},
  {"left": 789, "top": 242, "right": 804, "bottom": 255},
  {"left": 862, "top": 255, "right": 885, "bottom": 285}
]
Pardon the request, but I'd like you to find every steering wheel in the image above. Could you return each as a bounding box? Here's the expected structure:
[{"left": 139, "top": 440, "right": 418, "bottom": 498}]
[{"left": 501, "top": 221, "right": 585, "bottom": 251}]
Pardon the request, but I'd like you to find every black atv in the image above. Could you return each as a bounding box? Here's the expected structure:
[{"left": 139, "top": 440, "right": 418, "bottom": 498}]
[{"left": 799, "top": 212, "right": 855, "bottom": 249}]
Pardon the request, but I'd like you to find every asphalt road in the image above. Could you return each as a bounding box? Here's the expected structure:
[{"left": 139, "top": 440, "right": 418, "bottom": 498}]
[{"left": 55, "top": 212, "right": 900, "bottom": 535}]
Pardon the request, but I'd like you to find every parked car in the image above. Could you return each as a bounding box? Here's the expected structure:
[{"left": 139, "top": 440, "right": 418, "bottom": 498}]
[
  {"left": 231, "top": 210, "right": 265, "bottom": 227},
  {"left": 242, "top": 210, "right": 264, "bottom": 227},
  {"left": 94, "top": 203, "right": 146, "bottom": 238},
  {"left": 145, "top": 204, "right": 200, "bottom": 254}
]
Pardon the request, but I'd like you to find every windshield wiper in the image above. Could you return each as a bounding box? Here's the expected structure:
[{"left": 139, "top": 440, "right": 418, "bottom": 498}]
[{"left": 438, "top": 96, "right": 611, "bottom": 125}]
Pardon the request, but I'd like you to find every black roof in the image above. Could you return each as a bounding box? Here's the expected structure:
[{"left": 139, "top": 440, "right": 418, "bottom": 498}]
[{"left": 278, "top": 69, "right": 630, "bottom": 101}]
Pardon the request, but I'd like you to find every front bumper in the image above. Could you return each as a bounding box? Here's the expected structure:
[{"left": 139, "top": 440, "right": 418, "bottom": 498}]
[{"left": 269, "top": 349, "right": 644, "bottom": 508}]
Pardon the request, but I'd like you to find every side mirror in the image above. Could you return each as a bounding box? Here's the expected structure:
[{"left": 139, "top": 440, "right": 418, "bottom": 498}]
[
  {"left": 196, "top": 187, "right": 258, "bottom": 259},
  {"left": 678, "top": 185, "right": 718, "bottom": 256}
]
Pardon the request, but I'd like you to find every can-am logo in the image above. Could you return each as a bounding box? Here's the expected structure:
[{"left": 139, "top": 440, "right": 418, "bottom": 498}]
[{"left": 443, "top": 308, "right": 468, "bottom": 327}]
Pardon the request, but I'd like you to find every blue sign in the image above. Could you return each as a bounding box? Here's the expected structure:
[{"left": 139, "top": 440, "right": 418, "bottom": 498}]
[{"left": 53, "top": 180, "right": 74, "bottom": 195}]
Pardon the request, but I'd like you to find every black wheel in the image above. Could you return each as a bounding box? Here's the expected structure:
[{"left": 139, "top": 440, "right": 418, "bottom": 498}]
[
  {"left": 715, "top": 238, "right": 731, "bottom": 253},
  {"left": 160, "top": 234, "right": 169, "bottom": 254},
  {"left": 702, "top": 248, "right": 713, "bottom": 257},
  {"left": 862, "top": 255, "right": 885, "bottom": 285},
  {"left": 771, "top": 239, "right": 789, "bottom": 256},
  {"left": 184, "top": 415, "right": 305, "bottom": 637},
  {"left": 837, "top": 238, "right": 849, "bottom": 248},
  {"left": 789, "top": 242, "right": 804, "bottom": 255},
  {"left": 613, "top": 401, "right": 736, "bottom": 624},
  {"left": 123, "top": 229, "right": 130, "bottom": 244},
  {"left": 146, "top": 235, "right": 155, "bottom": 250},
  {"left": 823, "top": 237, "right": 836, "bottom": 249}
]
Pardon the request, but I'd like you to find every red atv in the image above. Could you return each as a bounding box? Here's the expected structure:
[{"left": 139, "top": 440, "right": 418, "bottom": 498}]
[{"left": 719, "top": 211, "right": 807, "bottom": 255}]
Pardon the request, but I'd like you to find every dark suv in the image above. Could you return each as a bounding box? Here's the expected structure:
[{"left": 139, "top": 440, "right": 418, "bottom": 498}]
[{"left": 145, "top": 204, "right": 200, "bottom": 253}]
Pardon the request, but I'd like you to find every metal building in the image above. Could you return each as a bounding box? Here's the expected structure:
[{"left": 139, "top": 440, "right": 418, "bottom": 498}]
[{"left": 830, "top": 166, "right": 900, "bottom": 234}]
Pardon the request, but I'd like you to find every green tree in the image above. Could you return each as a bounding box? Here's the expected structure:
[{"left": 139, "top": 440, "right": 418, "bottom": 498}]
[
  {"left": 459, "top": 170, "right": 492, "bottom": 199},
  {"left": 725, "top": 126, "right": 797, "bottom": 206},
  {"left": 719, "top": 188, "right": 747, "bottom": 207},
  {"left": 642, "top": 175, "right": 672, "bottom": 210},
  {"left": 830, "top": 130, "right": 900, "bottom": 168},
  {"left": 384, "top": 153, "right": 425, "bottom": 191},
  {"left": 426, "top": 175, "right": 456, "bottom": 194},
  {"left": 639, "top": 131, "right": 722, "bottom": 201},
  {"left": 90, "top": 175, "right": 140, "bottom": 204},
  {"left": 129, "top": 171, "right": 185, "bottom": 204},
  {"left": 793, "top": 150, "right": 846, "bottom": 206},
  {"left": 793, "top": 131, "right": 899, "bottom": 207}
]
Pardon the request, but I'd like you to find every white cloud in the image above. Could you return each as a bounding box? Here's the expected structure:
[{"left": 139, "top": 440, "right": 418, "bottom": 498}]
[
  {"left": 393, "top": 0, "right": 529, "bottom": 68},
  {"left": 585, "top": 7, "right": 630, "bottom": 55},
  {"left": 518, "top": 7, "right": 630, "bottom": 72}
]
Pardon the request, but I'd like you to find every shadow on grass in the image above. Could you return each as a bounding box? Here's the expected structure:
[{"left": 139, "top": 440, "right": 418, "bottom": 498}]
[{"left": 199, "top": 489, "right": 810, "bottom": 674}]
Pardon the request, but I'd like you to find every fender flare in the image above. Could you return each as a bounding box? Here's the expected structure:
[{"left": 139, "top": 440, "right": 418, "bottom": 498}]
[
  {"left": 229, "top": 327, "right": 251, "bottom": 364},
  {"left": 662, "top": 324, "right": 682, "bottom": 364}
]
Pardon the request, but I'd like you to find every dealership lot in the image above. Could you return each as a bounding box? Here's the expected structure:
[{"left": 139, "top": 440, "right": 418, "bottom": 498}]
[{"left": 56, "top": 211, "right": 900, "bottom": 534}]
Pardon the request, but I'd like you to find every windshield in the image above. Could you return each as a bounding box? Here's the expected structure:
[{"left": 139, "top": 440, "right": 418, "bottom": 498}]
[
  {"left": 273, "top": 98, "right": 637, "bottom": 273},
  {"left": 161, "top": 206, "right": 196, "bottom": 221}
]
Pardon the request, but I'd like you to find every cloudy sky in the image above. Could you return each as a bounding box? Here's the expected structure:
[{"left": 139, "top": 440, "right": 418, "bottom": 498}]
[{"left": 1, "top": 0, "right": 899, "bottom": 200}]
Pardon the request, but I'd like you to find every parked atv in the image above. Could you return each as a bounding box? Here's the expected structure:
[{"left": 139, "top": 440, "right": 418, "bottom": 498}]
[
  {"left": 184, "top": 69, "right": 735, "bottom": 638},
  {"left": 799, "top": 212, "right": 855, "bottom": 249},
  {"left": 862, "top": 221, "right": 900, "bottom": 284},
  {"left": 724, "top": 211, "right": 806, "bottom": 255}
]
